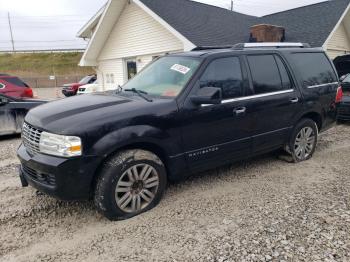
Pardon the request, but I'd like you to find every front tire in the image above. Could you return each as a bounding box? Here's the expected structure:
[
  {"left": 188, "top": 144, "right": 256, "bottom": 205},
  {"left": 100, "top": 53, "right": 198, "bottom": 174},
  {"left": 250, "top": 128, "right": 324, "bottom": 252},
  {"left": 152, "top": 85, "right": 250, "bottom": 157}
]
[
  {"left": 94, "top": 149, "right": 167, "bottom": 220},
  {"left": 288, "top": 118, "right": 318, "bottom": 162}
]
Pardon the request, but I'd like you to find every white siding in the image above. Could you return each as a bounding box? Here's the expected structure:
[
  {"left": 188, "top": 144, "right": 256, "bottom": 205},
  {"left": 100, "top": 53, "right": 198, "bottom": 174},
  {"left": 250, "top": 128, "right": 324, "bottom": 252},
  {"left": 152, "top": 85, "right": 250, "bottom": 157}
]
[
  {"left": 98, "top": 59, "right": 124, "bottom": 90},
  {"left": 326, "top": 22, "right": 350, "bottom": 59},
  {"left": 98, "top": 1, "right": 183, "bottom": 60}
]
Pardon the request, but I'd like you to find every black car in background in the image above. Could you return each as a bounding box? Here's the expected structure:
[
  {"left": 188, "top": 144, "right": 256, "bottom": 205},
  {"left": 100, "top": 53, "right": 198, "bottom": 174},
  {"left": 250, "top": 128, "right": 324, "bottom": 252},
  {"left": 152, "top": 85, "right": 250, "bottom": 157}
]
[
  {"left": 337, "top": 74, "right": 350, "bottom": 121},
  {"left": 338, "top": 96, "right": 350, "bottom": 121},
  {"left": 0, "top": 94, "right": 46, "bottom": 136},
  {"left": 17, "top": 43, "right": 341, "bottom": 220}
]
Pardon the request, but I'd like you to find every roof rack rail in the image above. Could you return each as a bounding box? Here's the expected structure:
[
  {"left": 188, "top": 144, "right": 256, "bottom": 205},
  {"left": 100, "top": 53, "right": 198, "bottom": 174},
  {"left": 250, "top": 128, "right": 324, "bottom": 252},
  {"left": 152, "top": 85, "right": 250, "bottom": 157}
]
[
  {"left": 233, "top": 42, "right": 311, "bottom": 49},
  {"left": 191, "top": 46, "right": 234, "bottom": 51}
]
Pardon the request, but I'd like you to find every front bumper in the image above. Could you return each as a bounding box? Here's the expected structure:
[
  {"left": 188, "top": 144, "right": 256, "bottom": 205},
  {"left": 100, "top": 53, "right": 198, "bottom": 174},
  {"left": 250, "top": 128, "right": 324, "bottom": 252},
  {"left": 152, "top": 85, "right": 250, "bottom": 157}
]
[
  {"left": 62, "top": 89, "right": 76, "bottom": 96},
  {"left": 17, "top": 144, "right": 102, "bottom": 200}
]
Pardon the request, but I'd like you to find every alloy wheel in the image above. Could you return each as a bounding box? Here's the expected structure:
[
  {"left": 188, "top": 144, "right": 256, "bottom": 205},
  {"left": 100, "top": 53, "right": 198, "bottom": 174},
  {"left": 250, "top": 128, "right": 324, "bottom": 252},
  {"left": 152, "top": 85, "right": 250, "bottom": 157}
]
[
  {"left": 294, "top": 127, "right": 316, "bottom": 160},
  {"left": 115, "top": 164, "right": 159, "bottom": 213}
]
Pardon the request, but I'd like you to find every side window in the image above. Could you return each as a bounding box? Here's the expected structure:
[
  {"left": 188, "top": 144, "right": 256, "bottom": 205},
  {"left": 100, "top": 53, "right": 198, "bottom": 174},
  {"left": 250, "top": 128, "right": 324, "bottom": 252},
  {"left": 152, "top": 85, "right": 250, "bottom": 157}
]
[
  {"left": 275, "top": 55, "right": 292, "bottom": 90},
  {"left": 200, "top": 57, "right": 243, "bottom": 99},
  {"left": 290, "top": 52, "right": 337, "bottom": 87},
  {"left": 247, "top": 55, "right": 285, "bottom": 94}
]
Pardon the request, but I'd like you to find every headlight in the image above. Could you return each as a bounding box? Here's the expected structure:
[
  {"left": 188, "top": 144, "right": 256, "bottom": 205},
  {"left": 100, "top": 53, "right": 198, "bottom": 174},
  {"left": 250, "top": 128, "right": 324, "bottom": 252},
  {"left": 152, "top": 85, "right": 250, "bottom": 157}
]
[{"left": 39, "top": 132, "right": 82, "bottom": 157}]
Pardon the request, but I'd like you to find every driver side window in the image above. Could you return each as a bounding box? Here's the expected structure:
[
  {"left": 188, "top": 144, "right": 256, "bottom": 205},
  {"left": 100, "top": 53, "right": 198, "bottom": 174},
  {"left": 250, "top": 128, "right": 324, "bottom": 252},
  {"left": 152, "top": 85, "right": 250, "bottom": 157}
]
[{"left": 200, "top": 57, "right": 243, "bottom": 99}]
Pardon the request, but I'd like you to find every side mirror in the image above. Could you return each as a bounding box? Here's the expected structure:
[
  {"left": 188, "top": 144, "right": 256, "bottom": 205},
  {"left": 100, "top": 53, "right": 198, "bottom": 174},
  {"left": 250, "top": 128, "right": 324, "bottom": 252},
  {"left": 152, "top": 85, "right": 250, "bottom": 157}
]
[{"left": 190, "top": 86, "right": 222, "bottom": 105}]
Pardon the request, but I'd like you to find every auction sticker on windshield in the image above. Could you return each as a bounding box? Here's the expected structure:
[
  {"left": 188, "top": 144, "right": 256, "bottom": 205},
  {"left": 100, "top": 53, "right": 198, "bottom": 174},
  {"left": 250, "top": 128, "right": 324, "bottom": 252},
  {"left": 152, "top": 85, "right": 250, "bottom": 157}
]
[{"left": 170, "top": 64, "right": 191, "bottom": 75}]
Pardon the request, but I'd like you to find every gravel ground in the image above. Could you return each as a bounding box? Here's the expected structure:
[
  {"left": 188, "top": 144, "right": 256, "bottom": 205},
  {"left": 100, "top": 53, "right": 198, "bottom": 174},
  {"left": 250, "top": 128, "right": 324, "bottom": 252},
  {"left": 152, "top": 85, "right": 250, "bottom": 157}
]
[{"left": 0, "top": 124, "right": 349, "bottom": 262}]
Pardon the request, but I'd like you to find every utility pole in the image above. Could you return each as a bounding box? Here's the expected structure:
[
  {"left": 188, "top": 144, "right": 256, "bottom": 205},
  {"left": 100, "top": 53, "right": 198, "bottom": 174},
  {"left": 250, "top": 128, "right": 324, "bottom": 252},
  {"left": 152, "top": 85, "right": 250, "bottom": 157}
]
[
  {"left": 7, "top": 12, "right": 15, "bottom": 52},
  {"left": 231, "top": 0, "right": 233, "bottom": 11}
]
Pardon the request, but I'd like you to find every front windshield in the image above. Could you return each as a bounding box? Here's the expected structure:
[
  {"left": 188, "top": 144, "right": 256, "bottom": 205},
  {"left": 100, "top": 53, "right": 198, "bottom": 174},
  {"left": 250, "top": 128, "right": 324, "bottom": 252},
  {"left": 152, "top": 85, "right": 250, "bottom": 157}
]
[
  {"left": 122, "top": 56, "right": 201, "bottom": 97},
  {"left": 79, "top": 76, "right": 93, "bottom": 84}
]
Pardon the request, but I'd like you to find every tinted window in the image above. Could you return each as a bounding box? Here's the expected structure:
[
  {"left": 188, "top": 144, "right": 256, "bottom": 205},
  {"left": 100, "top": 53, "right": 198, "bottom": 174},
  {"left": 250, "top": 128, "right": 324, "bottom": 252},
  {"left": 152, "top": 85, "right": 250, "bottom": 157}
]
[
  {"left": 275, "top": 56, "right": 292, "bottom": 89},
  {"left": 200, "top": 57, "right": 243, "bottom": 99},
  {"left": 4, "top": 77, "right": 28, "bottom": 87},
  {"left": 291, "top": 53, "right": 337, "bottom": 87},
  {"left": 247, "top": 55, "right": 285, "bottom": 94}
]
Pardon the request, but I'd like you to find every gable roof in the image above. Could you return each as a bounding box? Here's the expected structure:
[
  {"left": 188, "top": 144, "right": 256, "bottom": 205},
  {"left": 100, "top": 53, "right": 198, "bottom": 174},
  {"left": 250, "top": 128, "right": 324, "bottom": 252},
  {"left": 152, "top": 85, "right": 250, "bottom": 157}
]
[
  {"left": 79, "top": 0, "right": 350, "bottom": 66},
  {"left": 140, "top": 0, "right": 350, "bottom": 47},
  {"left": 260, "top": 0, "right": 350, "bottom": 47}
]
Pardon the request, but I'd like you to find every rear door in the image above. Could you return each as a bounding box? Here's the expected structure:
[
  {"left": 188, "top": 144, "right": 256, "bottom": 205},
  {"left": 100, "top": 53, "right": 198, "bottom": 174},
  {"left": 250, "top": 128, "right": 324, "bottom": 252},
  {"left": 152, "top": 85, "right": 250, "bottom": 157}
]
[{"left": 244, "top": 53, "right": 303, "bottom": 154}]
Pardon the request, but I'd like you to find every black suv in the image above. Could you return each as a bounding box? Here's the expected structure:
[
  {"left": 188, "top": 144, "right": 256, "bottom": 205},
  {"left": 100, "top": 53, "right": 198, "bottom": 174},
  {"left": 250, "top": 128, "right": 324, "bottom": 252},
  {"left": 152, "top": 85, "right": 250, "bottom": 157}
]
[{"left": 17, "top": 43, "right": 342, "bottom": 220}]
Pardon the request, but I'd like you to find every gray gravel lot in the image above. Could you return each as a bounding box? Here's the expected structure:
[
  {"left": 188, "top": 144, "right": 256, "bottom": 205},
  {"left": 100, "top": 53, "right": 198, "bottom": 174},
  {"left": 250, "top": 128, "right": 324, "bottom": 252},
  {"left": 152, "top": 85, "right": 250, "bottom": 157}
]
[{"left": 0, "top": 124, "right": 349, "bottom": 262}]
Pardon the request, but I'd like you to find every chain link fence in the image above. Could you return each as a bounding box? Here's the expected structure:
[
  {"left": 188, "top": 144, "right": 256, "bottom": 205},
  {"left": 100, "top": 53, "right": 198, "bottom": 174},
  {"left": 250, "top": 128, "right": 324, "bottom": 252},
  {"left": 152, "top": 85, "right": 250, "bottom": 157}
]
[{"left": 22, "top": 75, "right": 86, "bottom": 88}]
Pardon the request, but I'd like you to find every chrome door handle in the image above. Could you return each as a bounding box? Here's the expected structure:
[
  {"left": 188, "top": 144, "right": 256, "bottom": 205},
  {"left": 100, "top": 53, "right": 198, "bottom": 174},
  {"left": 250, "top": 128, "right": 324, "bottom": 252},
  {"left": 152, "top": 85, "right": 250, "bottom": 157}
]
[
  {"left": 290, "top": 98, "right": 299, "bottom": 103},
  {"left": 234, "top": 107, "right": 246, "bottom": 115}
]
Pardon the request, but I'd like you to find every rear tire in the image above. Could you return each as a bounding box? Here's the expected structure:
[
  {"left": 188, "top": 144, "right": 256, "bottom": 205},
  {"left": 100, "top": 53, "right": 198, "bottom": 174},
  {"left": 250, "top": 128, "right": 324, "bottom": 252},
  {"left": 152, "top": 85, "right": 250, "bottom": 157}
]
[
  {"left": 94, "top": 149, "right": 167, "bottom": 221},
  {"left": 288, "top": 118, "right": 318, "bottom": 163}
]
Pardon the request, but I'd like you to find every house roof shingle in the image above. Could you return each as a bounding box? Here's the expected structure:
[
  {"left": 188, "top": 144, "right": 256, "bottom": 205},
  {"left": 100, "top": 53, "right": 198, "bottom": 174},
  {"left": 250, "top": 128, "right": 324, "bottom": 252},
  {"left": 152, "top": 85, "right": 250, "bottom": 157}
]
[{"left": 140, "top": 0, "right": 350, "bottom": 47}]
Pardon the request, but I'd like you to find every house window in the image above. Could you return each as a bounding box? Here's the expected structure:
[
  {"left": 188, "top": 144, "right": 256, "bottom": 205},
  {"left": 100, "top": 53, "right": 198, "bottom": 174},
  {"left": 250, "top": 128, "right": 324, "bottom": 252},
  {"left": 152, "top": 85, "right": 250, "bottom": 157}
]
[
  {"left": 110, "top": 74, "right": 115, "bottom": 84},
  {"left": 106, "top": 74, "right": 110, "bottom": 84}
]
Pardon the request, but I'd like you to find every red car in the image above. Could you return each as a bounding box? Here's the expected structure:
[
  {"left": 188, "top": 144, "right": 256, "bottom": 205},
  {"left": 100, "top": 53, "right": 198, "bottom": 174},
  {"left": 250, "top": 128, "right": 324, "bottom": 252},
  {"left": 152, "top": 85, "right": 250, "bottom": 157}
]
[
  {"left": 0, "top": 74, "right": 33, "bottom": 98},
  {"left": 62, "top": 75, "right": 96, "bottom": 97}
]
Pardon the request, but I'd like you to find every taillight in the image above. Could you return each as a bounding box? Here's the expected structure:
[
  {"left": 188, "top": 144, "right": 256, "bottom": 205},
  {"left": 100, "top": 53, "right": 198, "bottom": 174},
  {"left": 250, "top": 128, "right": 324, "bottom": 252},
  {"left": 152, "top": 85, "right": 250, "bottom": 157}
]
[
  {"left": 23, "top": 88, "right": 33, "bottom": 98},
  {"left": 335, "top": 86, "right": 343, "bottom": 103}
]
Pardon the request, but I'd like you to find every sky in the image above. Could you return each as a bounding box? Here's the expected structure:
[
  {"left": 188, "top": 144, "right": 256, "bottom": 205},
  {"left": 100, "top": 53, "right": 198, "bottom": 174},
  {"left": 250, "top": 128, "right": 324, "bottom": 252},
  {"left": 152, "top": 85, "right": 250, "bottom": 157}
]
[{"left": 0, "top": 0, "right": 326, "bottom": 51}]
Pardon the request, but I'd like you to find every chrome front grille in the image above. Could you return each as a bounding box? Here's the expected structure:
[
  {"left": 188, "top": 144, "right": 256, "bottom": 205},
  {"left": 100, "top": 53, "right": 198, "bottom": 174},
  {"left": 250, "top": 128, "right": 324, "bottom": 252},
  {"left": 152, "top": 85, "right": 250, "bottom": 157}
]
[{"left": 22, "top": 123, "right": 42, "bottom": 154}]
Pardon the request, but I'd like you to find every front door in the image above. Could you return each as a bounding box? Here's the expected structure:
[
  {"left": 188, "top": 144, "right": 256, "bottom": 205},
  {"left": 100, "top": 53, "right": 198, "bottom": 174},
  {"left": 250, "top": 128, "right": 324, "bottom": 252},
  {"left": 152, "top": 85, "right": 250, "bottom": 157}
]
[
  {"left": 180, "top": 56, "right": 254, "bottom": 172},
  {"left": 125, "top": 58, "right": 137, "bottom": 80}
]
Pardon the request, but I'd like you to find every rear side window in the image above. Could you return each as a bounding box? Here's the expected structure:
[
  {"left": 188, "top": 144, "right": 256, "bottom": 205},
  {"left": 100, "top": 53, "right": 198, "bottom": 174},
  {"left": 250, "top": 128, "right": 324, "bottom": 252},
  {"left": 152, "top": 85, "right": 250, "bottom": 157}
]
[
  {"left": 291, "top": 53, "right": 337, "bottom": 87},
  {"left": 247, "top": 55, "right": 291, "bottom": 94},
  {"left": 200, "top": 57, "right": 243, "bottom": 99},
  {"left": 4, "top": 77, "right": 28, "bottom": 87}
]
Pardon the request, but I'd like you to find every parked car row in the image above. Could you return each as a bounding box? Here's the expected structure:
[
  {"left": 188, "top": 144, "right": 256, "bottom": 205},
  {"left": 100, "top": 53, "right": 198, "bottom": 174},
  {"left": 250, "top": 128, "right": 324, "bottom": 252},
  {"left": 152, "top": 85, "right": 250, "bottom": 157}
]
[{"left": 62, "top": 74, "right": 97, "bottom": 97}]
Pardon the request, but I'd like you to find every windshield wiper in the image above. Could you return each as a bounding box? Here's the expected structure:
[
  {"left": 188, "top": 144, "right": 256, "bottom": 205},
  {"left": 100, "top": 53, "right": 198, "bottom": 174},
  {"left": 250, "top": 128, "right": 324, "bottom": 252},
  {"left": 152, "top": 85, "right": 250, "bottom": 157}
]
[
  {"left": 124, "top": 88, "right": 153, "bottom": 102},
  {"left": 115, "top": 85, "right": 123, "bottom": 94}
]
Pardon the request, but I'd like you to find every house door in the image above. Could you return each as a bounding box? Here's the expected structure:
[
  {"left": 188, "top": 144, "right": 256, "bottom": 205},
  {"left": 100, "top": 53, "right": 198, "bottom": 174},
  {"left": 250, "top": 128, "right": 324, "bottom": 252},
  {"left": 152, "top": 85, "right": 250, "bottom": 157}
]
[{"left": 125, "top": 58, "right": 137, "bottom": 81}]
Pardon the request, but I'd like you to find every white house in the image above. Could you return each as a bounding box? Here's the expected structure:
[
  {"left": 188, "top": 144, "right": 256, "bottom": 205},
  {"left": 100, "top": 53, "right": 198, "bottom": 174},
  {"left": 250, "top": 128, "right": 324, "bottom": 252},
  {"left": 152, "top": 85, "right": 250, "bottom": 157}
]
[{"left": 78, "top": 0, "right": 350, "bottom": 90}]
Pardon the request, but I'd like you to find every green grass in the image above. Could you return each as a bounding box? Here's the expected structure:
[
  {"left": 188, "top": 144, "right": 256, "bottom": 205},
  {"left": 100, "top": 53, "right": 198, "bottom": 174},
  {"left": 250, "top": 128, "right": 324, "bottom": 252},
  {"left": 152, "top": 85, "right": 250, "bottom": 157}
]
[{"left": 0, "top": 52, "right": 94, "bottom": 77}]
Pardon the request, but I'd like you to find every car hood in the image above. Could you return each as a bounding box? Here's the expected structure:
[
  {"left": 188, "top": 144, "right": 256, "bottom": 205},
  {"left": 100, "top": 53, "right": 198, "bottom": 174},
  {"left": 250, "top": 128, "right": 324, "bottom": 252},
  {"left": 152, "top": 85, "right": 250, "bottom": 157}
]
[
  {"left": 25, "top": 93, "right": 168, "bottom": 135},
  {"left": 63, "top": 83, "right": 79, "bottom": 87}
]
